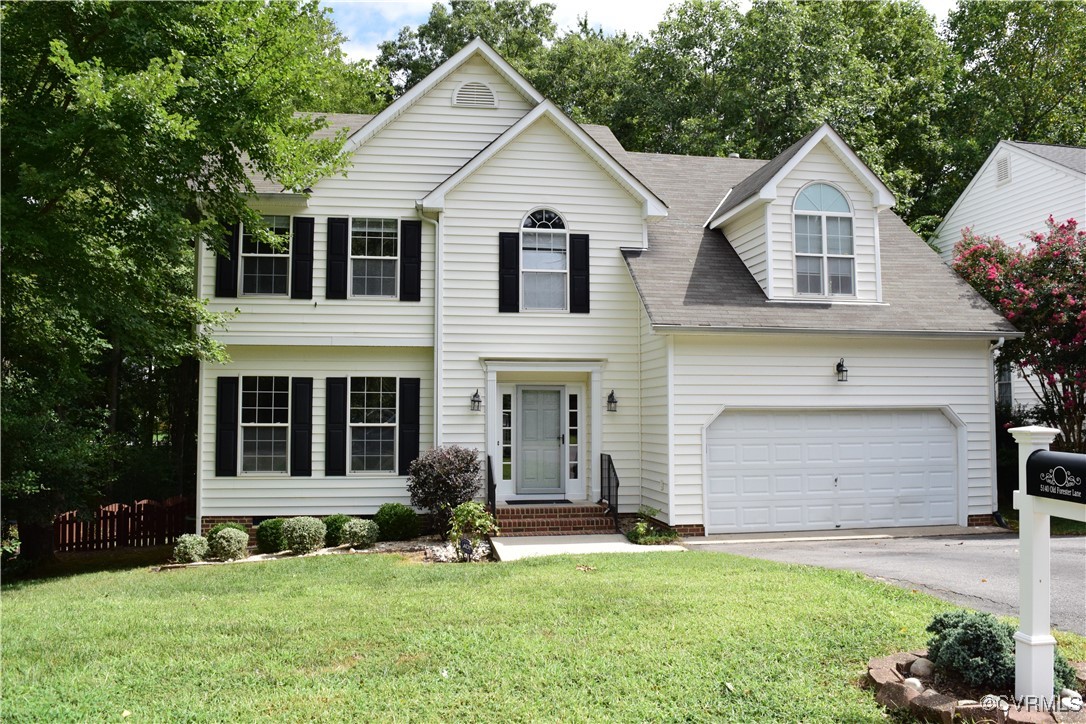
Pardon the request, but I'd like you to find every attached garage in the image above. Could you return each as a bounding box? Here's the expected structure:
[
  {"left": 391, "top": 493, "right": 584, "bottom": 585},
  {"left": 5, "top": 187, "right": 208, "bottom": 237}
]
[{"left": 704, "top": 408, "right": 959, "bottom": 534}]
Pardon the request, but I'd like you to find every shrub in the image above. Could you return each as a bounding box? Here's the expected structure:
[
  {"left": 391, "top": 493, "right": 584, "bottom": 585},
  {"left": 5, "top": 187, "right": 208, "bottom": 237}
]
[
  {"left": 926, "top": 610, "right": 1077, "bottom": 691},
  {"left": 342, "top": 519, "right": 379, "bottom": 549},
  {"left": 208, "top": 527, "right": 249, "bottom": 561},
  {"left": 322, "top": 514, "right": 354, "bottom": 547},
  {"left": 255, "top": 518, "right": 286, "bottom": 554},
  {"left": 625, "top": 506, "right": 680, "bottom": 545},
  {"left": 282, "top": 516, "right": 326, "bottom": 555},
  {"left": 448, "top": 501, "right": 499, "bottom": 545},
  {"left": 407, "top": 446, "right": 482, "bottom": 533},
  {"left": 207, "top": 522, "right": 247, "bottom": 539},
  {"left": 374, "top": 502, "right": 420, "bottom": 541},
  {"left": 173, "top": 534, "right": 209, "bottom": 563}
]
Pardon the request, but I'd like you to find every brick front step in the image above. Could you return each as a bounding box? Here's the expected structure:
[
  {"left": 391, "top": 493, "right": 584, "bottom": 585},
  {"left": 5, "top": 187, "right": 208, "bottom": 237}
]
[{"left": 496, "top": 504, "right": 618, "bottom": 535}]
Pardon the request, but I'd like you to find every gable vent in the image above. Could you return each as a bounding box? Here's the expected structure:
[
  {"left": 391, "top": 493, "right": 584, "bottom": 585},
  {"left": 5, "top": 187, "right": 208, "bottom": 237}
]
[
  {"left": 453, "top": 81, "right": 497, "bottom": 108},
  {"left": 996, "top": 156, "right": 1011, "bottom": 186}
]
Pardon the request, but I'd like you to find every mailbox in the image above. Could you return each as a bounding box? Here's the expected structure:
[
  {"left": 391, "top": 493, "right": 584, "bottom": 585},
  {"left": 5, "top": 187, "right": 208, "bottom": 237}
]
[{"left": 1026, "top": 449, "right": 1086, "bottom": 504}]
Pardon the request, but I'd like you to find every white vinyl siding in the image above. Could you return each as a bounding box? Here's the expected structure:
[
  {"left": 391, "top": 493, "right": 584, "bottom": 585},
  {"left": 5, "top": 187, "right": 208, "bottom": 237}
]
[
  {"left": 667, "top": 333, "right": 994, "bottom": 527},
  {"left": 933, "top": 146, "right": 1085, "bottom": 260},
  {"left": 198, "top": 346, "right": 433, "bottom": 518},
  {"left": 720, "top": 203, "right": 768, "bottom": 292},
  {"left": 438, "top": 116, "right": 646, "bottom": 510},
  {"left": 198, "top": 55, "right": 534, "bottom": 346},
  {"left": 639, "top": 302, "right": 670, "bottom": 519}
]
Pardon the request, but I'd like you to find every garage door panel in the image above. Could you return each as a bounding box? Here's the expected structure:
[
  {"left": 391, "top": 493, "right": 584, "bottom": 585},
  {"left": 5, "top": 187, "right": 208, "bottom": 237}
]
[{"left": 705, "top": 409, "right": 958, "bottom": 533}]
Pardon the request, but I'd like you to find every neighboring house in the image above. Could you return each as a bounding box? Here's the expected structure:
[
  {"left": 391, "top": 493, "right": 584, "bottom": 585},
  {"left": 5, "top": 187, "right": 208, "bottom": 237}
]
[
  {"left": 931, "top": 141, "right": 1086, "bottom": 409},
  {"left": 196, "top": 39, "right": 1017, "bottom": 536}
]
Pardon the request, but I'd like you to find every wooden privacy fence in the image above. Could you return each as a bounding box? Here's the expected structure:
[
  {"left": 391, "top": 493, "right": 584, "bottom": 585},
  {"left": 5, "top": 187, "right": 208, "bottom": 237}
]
[{"left": 54, "top": 496, "right": 194, "bottom": 552}]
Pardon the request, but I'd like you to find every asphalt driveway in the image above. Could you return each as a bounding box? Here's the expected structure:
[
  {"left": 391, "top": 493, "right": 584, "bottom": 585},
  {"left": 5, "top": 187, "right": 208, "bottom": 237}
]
[{"left": 696, "top": 533, "right": 1086, "bottom": 635}]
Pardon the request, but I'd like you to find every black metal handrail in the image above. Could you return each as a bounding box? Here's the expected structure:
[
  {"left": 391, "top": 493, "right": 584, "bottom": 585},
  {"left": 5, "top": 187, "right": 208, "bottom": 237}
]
[
  {"left": 486, "top": 455, "right": 497, "bottom": 515},
  {"left": 599, "top": 453, "right": 621, "bottom": 532}
]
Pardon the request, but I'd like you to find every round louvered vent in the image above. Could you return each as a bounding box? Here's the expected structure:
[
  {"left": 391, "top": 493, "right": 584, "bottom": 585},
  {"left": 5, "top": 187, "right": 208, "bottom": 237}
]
[{"left": 453, "top": 81, "right": 497, "bottom": 108}]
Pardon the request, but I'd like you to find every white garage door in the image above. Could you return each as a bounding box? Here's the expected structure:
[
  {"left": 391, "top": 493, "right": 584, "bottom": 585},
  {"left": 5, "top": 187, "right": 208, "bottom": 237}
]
[{"left": 705, "top": 409, "right": 958, "bottom": 534}]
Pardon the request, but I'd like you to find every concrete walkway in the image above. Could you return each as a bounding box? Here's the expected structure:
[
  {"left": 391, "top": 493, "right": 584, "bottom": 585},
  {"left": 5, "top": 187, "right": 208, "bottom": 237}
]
[
  {"left": 682, "top": 524, "right": 1007, "bottom": 546},
  {"left": 491, "top": 534, "right": 685, "bottom": 561}
]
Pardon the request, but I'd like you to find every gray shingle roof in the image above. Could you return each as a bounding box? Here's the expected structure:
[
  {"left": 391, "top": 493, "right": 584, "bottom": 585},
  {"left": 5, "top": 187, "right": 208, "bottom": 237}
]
[
  {"left": 1006, "top": 141, "right": 1086, "bottom": 175},
  {"left": 623, "top": 151, "right": 1019, "bottom": 336}
]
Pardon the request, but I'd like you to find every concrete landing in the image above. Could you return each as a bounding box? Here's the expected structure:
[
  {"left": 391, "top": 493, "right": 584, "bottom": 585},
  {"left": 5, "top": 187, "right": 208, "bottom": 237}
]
[
  {"left": 490, "top": 534, "right": 686, "bottom": 561},
  {"left": 681, "top": 524, "right": 1008, "bottom": 546}
]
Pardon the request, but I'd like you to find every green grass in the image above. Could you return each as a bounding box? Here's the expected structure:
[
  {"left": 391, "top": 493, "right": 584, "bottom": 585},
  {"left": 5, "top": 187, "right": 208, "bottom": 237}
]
[
  {"left": 3, "top": 552, "right": 1084, "bottom": 722},
  {"left": 1000, "top": 507, "right": 1086, "bottom": 535}
]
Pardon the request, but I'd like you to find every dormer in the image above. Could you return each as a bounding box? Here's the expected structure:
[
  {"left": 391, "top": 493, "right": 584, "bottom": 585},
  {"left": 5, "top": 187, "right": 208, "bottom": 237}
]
[{"left": 706, "top": 124, "right": 895, "bottom": 303}]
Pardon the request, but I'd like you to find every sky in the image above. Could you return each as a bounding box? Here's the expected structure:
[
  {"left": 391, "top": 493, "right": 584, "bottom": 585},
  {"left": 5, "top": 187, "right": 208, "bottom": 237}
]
[{"left": 323, "top": 0, "right": 959, "bottom": 62}]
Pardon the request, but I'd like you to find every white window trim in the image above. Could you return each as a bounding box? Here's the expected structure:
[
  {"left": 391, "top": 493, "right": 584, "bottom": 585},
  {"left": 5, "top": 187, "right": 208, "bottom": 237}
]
[
  {"left": 347, "top": 375, "right": 399, "bottom": 475},
  {"left": 792, "top": 183, "right": 856, "bottom": 299},
  {"left": 349, "top": 216, "right": 400, "bottom": 300},
  {"left": 239, "top": 375, "right": 290, "bottom": 476},
  {"left": 239, "top": 215, "right": 292, "bottom": 297},
  {"left": 519, "top": 208, "right": 569, "bottom": 312}
]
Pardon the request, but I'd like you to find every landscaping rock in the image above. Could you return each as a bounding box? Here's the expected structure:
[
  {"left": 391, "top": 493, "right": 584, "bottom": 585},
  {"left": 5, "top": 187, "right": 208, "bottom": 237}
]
[
  {"left": 909, "top": 689, "right": 957, "bottom": 724},
  {"left": 870, "top": 652, "right": 919, "bottom": 672},
  {"left": 910, "top": 657, "right": 936, "bottom": 677},
  {"left": 867, "top": 666, "right": 904, "bottom": 688},
  {"left": 957, "top": 701, "right": 1003, "bottom": 723},
  {"left": 1072, "top": 662, "right": 1086, "bottom": 689},
  {"left": 876, "top": 681, "right": 921, "bottom": 710},
  {"left": 1060, "top": 689, "right": 1081, "bottom": 700},
  {"left": 904, "top": 677, "right": 925, "bottom": 692},
  {"left": 1005, "top": 708, "right": 1056, "bottom": 724}
]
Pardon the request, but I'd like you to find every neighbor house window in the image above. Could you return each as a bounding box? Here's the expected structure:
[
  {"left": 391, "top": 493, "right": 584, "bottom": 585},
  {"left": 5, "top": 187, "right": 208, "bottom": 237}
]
[
  {"left": 349, "top": 376, "right": 397, "bottom": 472},
  {"left": 241, "top": 376, "right": 289, "bottom": 472},
  {"left": 794, "top": 183, "right": 854, "bottom": 296},
  {"left": 351, "top": 218, "right": 398, "bottom": 297},
  {"left": 521, "top": 208, "right": 567, "bottom": 310},
  {"left": 996, "top": 361, "right": 1013, "bottom": 408},
  {"left": 241, "top": 215, "right": 291, "bottom": 294}
]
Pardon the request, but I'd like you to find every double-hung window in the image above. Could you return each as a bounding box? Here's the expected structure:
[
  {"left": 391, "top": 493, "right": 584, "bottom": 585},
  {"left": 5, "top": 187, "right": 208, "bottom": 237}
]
[
  {"left": 351, "top": 218, "right": 398, "bottom": 297},
  {"left": 240, "top": 376, "right": 289, "bottom": 472},
  {"left": 521, "top": 208, "right": 568, "bottom": 310},
  {"left": 794, "top": 183, "right": 855, "bottom": 296},
  {"left": 241, "top": 215, "right": 291, "bottom": 295},
  {"left": 349, "top": 376, "right": 397, "bottom": 472}
]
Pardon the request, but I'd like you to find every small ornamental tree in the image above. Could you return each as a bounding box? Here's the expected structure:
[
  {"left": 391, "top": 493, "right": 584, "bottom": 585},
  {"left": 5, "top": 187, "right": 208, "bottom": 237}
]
[
  {"left": 406, "top": 446, "right": 483, "bottom": 534},
  {"left": 953, "top": 218, "right": 1086, "bottom": 452}
]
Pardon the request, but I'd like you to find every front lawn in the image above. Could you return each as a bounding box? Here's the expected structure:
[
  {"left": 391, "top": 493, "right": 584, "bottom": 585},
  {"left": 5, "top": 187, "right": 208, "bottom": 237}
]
[
  {"left": 1000, "top": 507, "right": 1086, "bottom": 536},
  {"left": 3, "top": 551, "right": 1083, "bottom": 722}
]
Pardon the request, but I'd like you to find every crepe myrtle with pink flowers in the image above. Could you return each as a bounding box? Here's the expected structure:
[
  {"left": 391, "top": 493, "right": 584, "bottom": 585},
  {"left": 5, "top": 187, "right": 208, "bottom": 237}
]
[{"left": 953, "top": 217, "right": 1086, "bottom": 452}]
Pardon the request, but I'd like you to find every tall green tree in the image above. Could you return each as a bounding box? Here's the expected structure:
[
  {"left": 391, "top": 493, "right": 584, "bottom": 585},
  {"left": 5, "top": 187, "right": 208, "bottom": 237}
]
[
  {"left": 377, "top": 0, "right": 557, "bottom": 94},
  {"left": 1, "top": 0, "right": 349, "bottom": 560}
]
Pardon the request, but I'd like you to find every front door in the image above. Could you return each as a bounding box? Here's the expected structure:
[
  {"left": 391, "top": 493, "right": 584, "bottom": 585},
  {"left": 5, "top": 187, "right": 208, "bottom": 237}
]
[{"left": 517, "top": 388, "right": 563, "bottom": 494}]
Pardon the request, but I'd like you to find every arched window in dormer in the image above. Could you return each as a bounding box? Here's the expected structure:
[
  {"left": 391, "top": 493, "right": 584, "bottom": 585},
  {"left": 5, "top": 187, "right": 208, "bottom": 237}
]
[
  {"left": 521, "top": 208, "right": 568, "bottom": 310},
  {"left": 794, "top": 182, "right": 854, "bottom": 296}
]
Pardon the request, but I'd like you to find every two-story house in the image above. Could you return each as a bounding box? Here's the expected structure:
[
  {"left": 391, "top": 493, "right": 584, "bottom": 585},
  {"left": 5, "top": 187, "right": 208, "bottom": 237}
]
[{"left": 196, "top": 39, "right": 1017, "bottom": 537}]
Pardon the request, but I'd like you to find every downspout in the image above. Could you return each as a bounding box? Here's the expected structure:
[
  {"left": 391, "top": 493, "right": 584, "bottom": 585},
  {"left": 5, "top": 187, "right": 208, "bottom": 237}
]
[
  {"left": 988, "top": 337, "right": 1006, "bottom": 526},
  {"left": 418, "top": 209, "right": 443, "bottom": 448}
]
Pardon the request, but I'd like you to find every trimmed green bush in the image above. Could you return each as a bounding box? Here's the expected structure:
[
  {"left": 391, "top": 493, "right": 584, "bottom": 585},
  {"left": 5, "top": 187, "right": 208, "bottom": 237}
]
[
  {"left": 282, "top": 517, "right": 326, "bottom": 555},
  {"left": 255, "top": 518, "right": 286, "bottom": 554},
  {"left": 173, "top": 534, "right": 209, "bottom": 563},
  {"left": 208, "top": 527, "right": 249, "bottom": 561},
  {"left": 207, "top": 522, "right": 247, "bottom": 539},
  {"left": 406, "top": 446, "right": 481, "bottom": 534},
  {"left": 322, "top": 514, "right": 354, "bottom": 547},
  {"left": 343, "top": 519, "right": 379, "bottom": 549},
  {"left": 374, "top": 503, "right": 420, "bottom": 541}
]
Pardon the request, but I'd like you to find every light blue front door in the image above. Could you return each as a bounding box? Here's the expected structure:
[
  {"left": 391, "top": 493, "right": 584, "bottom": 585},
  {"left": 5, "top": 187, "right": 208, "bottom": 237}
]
[{"left": 517, "top": 389, "right": 563, "bottom": 494}]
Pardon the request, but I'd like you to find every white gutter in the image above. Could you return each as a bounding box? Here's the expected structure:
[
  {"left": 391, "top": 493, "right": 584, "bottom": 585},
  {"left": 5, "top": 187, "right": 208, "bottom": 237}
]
[
  {"left": 418, "top": 210, "right": 443, "bottom": 447},
  {"left": 988, "top": 336, "right": 1006, "bottom": 518}
]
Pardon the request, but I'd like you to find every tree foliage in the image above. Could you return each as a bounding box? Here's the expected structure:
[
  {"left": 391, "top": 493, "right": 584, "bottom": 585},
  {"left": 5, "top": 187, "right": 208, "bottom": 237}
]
[
  {"left": 0, "top": 0, "right": 351, "bottom": 557},
  {"left": 953, "top": 219, "right": 1086, "bottom": 452}
]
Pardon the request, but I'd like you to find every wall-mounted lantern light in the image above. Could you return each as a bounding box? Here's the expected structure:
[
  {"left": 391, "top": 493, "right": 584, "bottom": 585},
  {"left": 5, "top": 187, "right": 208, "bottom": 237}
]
[
  {"left": 470, "top": 389, "right": 481, "bottom": 411},
  {"left": 835, "top": 358, "right": 849, "bottom": 383},
  {"left": 607, "top": 390, "right": 618, "bottom": 412}
]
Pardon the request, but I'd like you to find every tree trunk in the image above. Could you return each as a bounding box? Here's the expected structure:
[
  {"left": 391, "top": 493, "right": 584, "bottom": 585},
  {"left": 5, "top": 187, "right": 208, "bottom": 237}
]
[{"left": 16, "top": 519, "right": 56, "bottom": 563}]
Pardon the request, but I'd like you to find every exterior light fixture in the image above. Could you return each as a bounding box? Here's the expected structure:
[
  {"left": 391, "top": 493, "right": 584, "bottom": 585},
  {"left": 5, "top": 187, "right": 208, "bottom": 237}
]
[
  {"left": 470, "top": 389, "right": 481, "bottom": 411},
  {"left": 835, "top": 358, "right": 849, "bottom": 383},
  {"left": 607, "top": 390, "right": 618, "bottom": 412}
]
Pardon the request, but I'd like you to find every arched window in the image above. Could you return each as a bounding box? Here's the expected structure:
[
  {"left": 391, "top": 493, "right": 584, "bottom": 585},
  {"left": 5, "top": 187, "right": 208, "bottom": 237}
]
[
  {"left": 521, "top": 209, "right": 568, "bottom": 310},
  {"left": 793, "top": 183, "right": 854, "bottom": 296}
]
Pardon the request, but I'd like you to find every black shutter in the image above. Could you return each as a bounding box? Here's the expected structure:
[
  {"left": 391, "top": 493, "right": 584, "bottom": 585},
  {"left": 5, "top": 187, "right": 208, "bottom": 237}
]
[
  {"left": 215, "top": 377, "right": 239, "bottom": 476},
  {"left": 327, "top": 217, "right": 349, "bottom": 299},
  {"left": 215, "top": 223, "right": 240, "bottom": 297},
  {"left": 570, "top": 233, "right": 590, "bottom": 314},
  {"left": 498, "top": 231, "right": 519, "bottom": 313},
  {"left": 290, "top": 377, "right": 313, "bottom": 476},
  {"left": 399, "top": 219, "right": 422, "bottom": 302},
  {"left": 325, "top": 377, "right": 347, "bottom": 475},
  {"left": 291, "top": 217, "right": 314, "bottom": 300},
  {"left": 398, "top": 378, "right": 421, "bottom": 476}
]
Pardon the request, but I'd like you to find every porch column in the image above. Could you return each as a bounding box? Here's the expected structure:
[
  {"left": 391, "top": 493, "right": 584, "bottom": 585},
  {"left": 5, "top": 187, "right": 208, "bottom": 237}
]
[{"left": 590, "top": 368, "right": 602, "bottom": 501}]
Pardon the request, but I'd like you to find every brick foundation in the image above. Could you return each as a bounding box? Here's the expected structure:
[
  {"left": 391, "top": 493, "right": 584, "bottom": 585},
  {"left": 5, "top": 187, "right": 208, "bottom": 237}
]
[
  {"left": 617, "top": 513, "right": 704, "bottom": 538},
  {"left": 967, "top": 514, "right": 996, "bottom": 527},
  {"left": 201, "top": 516, "right": 255, "bottom": 544}
]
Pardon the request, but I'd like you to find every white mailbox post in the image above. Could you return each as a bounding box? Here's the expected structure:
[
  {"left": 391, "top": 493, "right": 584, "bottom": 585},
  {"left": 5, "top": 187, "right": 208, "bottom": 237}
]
[{"left": 1009, "top": 425, "right": 1086, "bottom": 703}]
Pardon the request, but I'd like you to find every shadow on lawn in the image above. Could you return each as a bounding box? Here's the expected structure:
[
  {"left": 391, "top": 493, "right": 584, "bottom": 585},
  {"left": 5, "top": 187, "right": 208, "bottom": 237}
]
[{"left": 2, "top": 545, "right": 173, "bottom": 587}]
